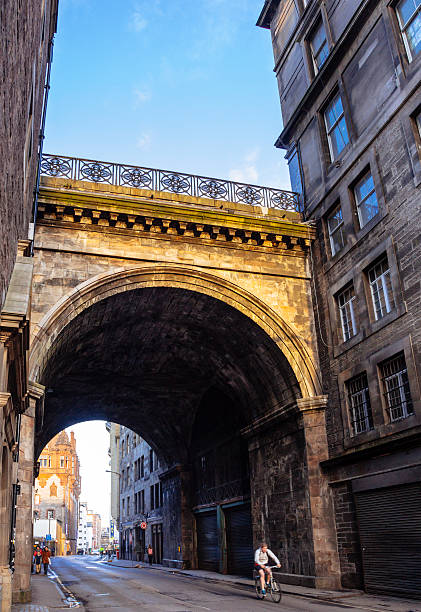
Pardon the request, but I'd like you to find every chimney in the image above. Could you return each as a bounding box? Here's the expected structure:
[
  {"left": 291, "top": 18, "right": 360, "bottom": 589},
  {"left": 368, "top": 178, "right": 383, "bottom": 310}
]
[{"left": 70, "top": 431, "right": 75, "bottom": 448}]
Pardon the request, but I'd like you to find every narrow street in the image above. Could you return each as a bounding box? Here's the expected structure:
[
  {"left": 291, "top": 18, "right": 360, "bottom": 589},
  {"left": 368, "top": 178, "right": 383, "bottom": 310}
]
[{"left": 21, "top": 555, "right": 420, "bottom": 612}]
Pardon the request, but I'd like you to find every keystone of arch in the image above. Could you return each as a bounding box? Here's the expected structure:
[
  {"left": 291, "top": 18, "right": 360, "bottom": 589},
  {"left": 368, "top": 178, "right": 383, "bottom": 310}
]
[{"left": 29, "top": 265, "right": 321, "bottom": 397}]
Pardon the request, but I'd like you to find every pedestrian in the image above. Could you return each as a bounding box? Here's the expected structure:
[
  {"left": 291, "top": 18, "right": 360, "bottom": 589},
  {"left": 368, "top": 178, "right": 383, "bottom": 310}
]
[
  {"left": 147, "top": 544, "right": 153, "bottom": 566},
  {"left": 34, "top": 546, "right": 42, "bottom": 574},
  {"left": 41, "top": 546, "right": 51, "bottom": 575}
]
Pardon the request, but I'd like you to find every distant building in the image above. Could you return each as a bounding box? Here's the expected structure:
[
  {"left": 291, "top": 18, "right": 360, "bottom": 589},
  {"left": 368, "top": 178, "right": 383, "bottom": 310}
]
[
  {"left": 257, "top": 0, "right": 421, "bottom": 597},
  {"left": 77, "top": 502, "right": 93, "bottom": 554},
  {"left": 106, "top": 422, "right": 120, "bottom": 530},
  {"left": 87, "top": 512, "right": 101, "bottom": 550},
  {"left": 118, "top": 428, "right": 164, "bottom": 563},
  {"left": 100, "top": 527, "right": 110, "bottom": 549},
  {"left": 34, "top": 431, "right": 81, "bottom": 555}
]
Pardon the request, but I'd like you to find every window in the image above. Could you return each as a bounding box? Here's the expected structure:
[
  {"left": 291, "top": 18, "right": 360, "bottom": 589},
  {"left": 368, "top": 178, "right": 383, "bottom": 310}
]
[
  {"left": 149, "top": 449, "right": 154, "bottom": 472},
  {"left": 141, "top": 489, "right": 145, "bottom": 514},
  {"left": 324, "top": 93, "right": 350, "bottom": 160},
  {"left": 72, "top": 457, "right": 75, "bottom": 474},
  {"left": 40, "top": 456, "right": 47, "bottom": 468},
  {"left": 121, "top": 439, "right": 125, "bottom": 456},
  {"left": 337, "top": 285, "right": 357, "bottom": 341},
  {"left": 287, "top": 144, "right": 303, "bottom": 196},
  {"left": 150, "top": 485, "right": 155, "bottom": 510},
  {"left": 354, "top": 171, "right": 379, "bottom": 228},
  {"left": 368, "top": 257, "right": 395, "bottom": 320},
  {"left": 49, "top": 483, "right": 57, "bottom": 497},
  {"left": 396, "top": 0, "right": 421, "bottom": 62},
  {"left": 380, "top": 353, "right": 414, "bottom": 421},
  {"left": 140, "top": 455, "right": 145, "bottom": 478},
  {"left": 134, "top": 493, "right": 138, "bottom": 514},
  {"left": 47, "top": 509, "right": 54, "bottom": 519},
  {"left": 309, "top": 20, "right": 329, "bottom": 73},
  {"left": 60, "top": 456, "right": 65, "bottom": 468},
  {"left": 327, "top": 205, "right": 345, "bottom": 255},
  {"left": 347, "top": 373, "right": 373, "bottom": 435}
]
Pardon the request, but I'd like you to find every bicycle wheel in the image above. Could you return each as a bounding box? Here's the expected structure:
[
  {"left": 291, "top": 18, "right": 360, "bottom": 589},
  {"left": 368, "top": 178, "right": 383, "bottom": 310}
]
[
  {"left": 255, "top": 577, "right": 265, "bottom": 600},
  {"left": 269, "top": 579, "right": 282, "bottom": 603}
]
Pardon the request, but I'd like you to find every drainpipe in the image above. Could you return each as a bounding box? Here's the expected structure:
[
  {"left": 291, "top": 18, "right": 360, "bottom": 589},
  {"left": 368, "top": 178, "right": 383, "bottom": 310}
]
[{"left": 30, "top": 35, "right": 55, "bottom": 256}]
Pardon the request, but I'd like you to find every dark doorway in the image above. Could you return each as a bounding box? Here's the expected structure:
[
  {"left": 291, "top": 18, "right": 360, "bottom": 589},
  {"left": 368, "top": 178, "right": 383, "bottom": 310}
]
[
  {"left": 196, "top": 510, "right": 219, "bottom": 572},
  {"left": 151, "top": 523, "right": 163, "bottom": 564},
  {"left": 226, "top": 503, "right": 253, "bottom": 577}
]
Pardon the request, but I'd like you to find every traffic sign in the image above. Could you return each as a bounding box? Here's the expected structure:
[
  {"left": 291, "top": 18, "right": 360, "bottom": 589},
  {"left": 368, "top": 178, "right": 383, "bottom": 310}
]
[{"left": 140, "top": 522, "right": 147, "bottom": 530}]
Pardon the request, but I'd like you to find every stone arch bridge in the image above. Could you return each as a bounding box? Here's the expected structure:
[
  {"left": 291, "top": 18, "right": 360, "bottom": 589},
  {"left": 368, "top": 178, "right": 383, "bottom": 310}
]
[{"left": 15, "top": 154, "right": 341, "bottom": 594}]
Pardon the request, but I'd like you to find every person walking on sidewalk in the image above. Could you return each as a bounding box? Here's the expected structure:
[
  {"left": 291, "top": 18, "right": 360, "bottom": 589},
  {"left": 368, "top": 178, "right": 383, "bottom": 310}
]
[
  {"left": 147, "top": 544, "right": 153, "bottom": 566},
  {"left": 34, "top": 546, "right": 42, "bottom": 574},
  {"left": 42, "top": 546, "right": 51, "bottom": 575}
]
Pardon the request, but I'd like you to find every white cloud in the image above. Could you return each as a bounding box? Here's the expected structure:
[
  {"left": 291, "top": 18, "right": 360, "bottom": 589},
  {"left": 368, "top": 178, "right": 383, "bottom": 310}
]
[
  {"left": 133, "top": 88, "right": 151, "bottom": 105},
  {"left": 136, "top": 133, "right": 151, "bottom": 150},
  {"left": 130, "top": 8, "right": 147, "bottom": 32},
  {"left": 229, "top": 149, "right": 260, "bottom": 184}
]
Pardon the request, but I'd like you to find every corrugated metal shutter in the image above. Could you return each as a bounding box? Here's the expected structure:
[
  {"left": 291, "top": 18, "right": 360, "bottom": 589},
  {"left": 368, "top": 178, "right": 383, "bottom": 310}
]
[
  {"left": 355, "top": 482, "right": 421, "bottom": 598},
  {"left": 226, "top": 504, "right": 253, "bottom": 577},
  {"left": 196, "top": 511, "right": 219, "bottom": 572}
]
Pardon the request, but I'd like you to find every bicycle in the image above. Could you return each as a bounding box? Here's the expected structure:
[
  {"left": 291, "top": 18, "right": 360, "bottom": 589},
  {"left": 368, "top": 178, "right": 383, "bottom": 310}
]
[{"left": 254, "top": 565, "right": 282, "bottom": 603}]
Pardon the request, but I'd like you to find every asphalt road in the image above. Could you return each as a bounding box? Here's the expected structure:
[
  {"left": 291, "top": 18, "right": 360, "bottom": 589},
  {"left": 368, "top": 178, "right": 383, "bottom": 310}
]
[{"left": 47, "top": 555, "right": 382, "bottom": 612}]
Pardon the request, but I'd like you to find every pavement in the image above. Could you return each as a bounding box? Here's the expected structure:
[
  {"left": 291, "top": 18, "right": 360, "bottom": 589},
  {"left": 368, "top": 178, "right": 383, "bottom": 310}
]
[{"left": 11, "top": 555, "right": 421, "bottom": 612}]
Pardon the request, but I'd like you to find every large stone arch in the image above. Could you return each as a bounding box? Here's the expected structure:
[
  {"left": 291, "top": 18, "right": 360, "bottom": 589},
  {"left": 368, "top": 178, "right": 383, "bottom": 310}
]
[{"left": 30, "top": 265, "right": 321, "bottom": 399}]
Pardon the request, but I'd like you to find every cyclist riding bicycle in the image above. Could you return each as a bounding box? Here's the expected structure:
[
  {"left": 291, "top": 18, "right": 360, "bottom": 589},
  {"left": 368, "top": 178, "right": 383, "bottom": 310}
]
[{"left": 254, "top": 542, "right": 281, "bottom": 596}]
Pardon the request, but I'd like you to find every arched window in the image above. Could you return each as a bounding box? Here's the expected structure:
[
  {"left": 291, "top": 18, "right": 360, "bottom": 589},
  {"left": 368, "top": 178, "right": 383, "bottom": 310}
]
[{"left": 50, "top": 482, "right": 57, "bottom": 497}]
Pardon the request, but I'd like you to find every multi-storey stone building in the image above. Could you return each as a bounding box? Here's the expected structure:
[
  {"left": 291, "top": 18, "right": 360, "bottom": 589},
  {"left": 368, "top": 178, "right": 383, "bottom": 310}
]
[
  {"left": 118, "top": 427, "right": 164, "bottom": 564},
  {"left": 0, "top": 0, "right": 58, "bottom": 606},
  {"left": 258, "top": 0, "right": 421, "bottom": 597},
  {"left": 34, "top": 431, "right": 81, "bottom": 555},
  {"left": 106, "top": 422, "right": 121, "bottom": 536}
]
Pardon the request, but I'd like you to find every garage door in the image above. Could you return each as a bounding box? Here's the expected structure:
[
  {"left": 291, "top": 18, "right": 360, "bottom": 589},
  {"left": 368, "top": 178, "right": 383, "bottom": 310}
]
[
  {"left": 226, "top": 504, "right": 253, "bottom": 577},
  {"left": 196, "top": 510, "right": 219, "bottom": 572},
  {"left": 355, "top": 482, "right": 421, "bottom": 598}
]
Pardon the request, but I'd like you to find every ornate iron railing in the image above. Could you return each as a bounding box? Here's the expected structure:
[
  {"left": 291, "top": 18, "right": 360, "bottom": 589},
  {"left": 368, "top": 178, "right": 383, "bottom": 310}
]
[
  {"left": 40, "top": 153, "right": 299, "bottom": 212},
  {"left": 194, "top": 478, "right": 250, "bottom": 506}
]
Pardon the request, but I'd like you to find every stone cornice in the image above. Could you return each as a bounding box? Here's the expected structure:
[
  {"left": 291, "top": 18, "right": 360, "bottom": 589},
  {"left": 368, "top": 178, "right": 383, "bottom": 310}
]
[
  {"left": 37, "top": 187, "right": 314, "bottom": 254},
  {"left": 297, "top": 395, "right": 328, "bottom": 413},
  {"left": 240, "top": 401, "right": 299, "bottom": 438}
]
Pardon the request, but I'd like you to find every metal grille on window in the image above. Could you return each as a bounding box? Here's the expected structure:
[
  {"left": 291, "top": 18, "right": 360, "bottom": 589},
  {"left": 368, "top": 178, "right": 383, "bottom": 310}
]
[
  {"left": 327, "top": 205, "right": 345, "bottom": 255},
  {"left": 324, "top": 93, "right": 350, "bottom": 160},
  {"left": 354, "top": 171, "right": 379, "bottom": 228},
  {"left": 338, "top": 285, "right": 357, "bottom": 341},
  {"left": 309, "top": 20, "right": 329, "bottom": 73},
  {"left": 368, "top": 257, "right": 395, "bottom": 320},
  {"left": 347, "top": 373, "right": 373, "bottom": 435},
  {"left": 381, "top": 352, "right": 414, "bottom": 421},
  {"left": 396, "top": 0, "right": 421, "bottom": 62}
]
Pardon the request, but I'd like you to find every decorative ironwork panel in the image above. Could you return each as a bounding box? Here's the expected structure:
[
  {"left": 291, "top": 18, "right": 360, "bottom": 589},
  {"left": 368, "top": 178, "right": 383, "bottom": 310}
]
[
  {"left": 40, "top": 154, "right": 300, "bottom": 213},
  {"left": 79, "top": 160, "right": 113, "bottom": 183},
  {"left": 234, "top": 184, "right": 263, "bottom": 205},
  {"left": 195, "top": 478, "right": 250, "bottom": 506},
  {"left": 120, "top": 165, "right": 153, "bottom": 189},
  {"left": 198, "top": 178, "right": 228, "bottom": 200},
  {"left": 40, "top": 155, "right": 72, "bottom": 178},
  {"left": 159, "top": 171, "right": 192, "bottom": 194}
]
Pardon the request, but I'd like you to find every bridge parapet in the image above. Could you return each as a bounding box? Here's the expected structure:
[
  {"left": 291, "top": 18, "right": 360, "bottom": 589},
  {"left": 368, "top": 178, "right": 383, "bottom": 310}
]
[{"left": 40, "top": 153, "right": 300, "bottom": 213}]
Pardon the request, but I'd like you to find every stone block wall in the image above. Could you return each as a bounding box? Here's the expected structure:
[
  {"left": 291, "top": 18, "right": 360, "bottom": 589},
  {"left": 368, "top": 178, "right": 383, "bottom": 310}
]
[{"left": 332, "top": 482, "right": 363, "bottom": 589}]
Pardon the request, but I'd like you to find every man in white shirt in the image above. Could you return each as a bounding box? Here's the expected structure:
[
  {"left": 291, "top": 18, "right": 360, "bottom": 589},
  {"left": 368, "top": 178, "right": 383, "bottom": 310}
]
[{"left": 254, "top": 542, "right": 281, "bottom": 595}]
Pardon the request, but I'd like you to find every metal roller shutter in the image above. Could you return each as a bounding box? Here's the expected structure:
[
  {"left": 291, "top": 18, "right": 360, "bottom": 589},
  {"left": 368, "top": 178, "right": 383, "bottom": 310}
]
[
  {"left": 226, "top": 504, "right": 253, "bottom": 577},
  {"left": 355, "top": 482, "right": 421, "bottom": 598},
  {"left": 196, "top": 511, "right": 219, "bottom": 572}
]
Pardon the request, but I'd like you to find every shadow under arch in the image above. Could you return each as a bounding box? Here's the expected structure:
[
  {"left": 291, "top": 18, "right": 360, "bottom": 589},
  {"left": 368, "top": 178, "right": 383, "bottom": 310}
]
[{"left": 30, "top": 265, "right": 321, "bottom": 399}]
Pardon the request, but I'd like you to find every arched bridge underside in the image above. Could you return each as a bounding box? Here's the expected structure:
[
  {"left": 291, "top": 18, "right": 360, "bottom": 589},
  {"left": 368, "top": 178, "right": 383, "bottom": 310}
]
[{"left": 25, "top": 177, "right": 341, "bottom": 587}]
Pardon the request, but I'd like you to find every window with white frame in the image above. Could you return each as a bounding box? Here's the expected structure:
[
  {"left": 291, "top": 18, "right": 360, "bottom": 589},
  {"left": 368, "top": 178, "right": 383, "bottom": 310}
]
[
  {"left": 309, "top": 20, "right": 329, "bottom": 73},
  {"left": 327, "top": 205, "right": 345, "bottom": 255},
  {"left": 337, "top": 285, "right": 357, "bottom": 342},
  {"left": 346, "top": 373, "right": 373, "bottom": 435},
  {"left": 367, "top": 257, "right": 395, "bottom": 320},
  {"left": 396, "top": 0, "right": 421, "bottom": 62},
  {"left": 39, "top": 456, "right": 48, "bottom": 468},
  {"left": 380, "top": 352, "right": 414, "bottom": 421},
  {"left": 47, "top": 509, "right": 54, "bottom": 519},
  {"left": 60, "top": 456, "right": 65, "bottom": 468},
  {"left": 354, "top": 171, "right": 379, "bottom": 228},
  {"left": 324, "top": 93, "right": 350, "bottom": 160}
]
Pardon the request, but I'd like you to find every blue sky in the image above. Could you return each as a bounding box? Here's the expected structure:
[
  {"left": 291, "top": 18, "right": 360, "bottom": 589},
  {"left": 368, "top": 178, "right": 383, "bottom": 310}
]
[{"left": 44, "top": 0, "right": 290, "bottom": 189}]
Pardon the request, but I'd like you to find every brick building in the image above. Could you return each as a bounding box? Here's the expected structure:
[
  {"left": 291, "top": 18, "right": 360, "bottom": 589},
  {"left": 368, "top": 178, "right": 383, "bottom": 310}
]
[
  {"left": 0, "top": 0, "right": 58, "bottom": 605},
  {"left": 34, "top": 431, "right": 81, "bottom": 555},
  {"left": 258, "top": 0, "right": 421, "bottom": 597}
]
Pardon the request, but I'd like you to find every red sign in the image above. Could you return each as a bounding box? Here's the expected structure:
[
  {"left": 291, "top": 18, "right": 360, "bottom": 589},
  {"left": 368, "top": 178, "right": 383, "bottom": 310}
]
[{"left": 140, "top": 522, "right": 147, "bottom": 530}]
